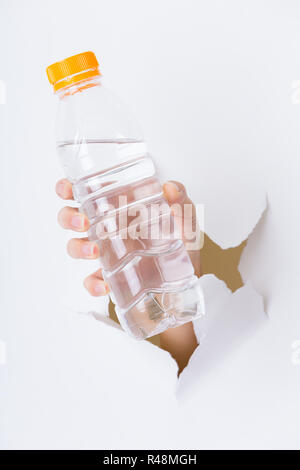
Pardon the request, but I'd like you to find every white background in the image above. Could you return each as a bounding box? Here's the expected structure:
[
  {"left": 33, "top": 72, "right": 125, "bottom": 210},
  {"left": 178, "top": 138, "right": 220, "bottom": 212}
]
[{"left": 0, "top": 0, "right": 300, "bottom": 449}]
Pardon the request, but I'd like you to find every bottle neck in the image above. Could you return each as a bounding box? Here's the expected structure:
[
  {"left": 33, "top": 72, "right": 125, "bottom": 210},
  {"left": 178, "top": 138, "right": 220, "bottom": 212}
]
[{"left": 56, "top": 75, "right": 102, "bottom": 99}]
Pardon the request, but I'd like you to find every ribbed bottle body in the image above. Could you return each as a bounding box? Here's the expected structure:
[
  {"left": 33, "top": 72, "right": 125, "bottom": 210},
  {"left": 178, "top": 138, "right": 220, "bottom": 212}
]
[{"left": 56, "top": 80, "right": 203, "bottom": 339}]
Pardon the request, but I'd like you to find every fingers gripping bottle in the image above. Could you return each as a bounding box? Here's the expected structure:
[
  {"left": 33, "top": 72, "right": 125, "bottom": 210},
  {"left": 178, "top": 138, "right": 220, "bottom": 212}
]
[{"left": 46, "top": 52, "right": 204, "bottom": 340}]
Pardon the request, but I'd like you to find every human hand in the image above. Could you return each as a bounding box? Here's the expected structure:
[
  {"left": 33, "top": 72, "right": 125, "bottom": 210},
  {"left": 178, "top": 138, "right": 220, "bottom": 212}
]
[{"left": 56, "top": 179, "right": 201, "bottom": 296}]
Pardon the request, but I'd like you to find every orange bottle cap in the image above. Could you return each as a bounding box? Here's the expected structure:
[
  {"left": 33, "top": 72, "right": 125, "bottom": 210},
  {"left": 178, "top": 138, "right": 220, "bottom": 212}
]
[{"left": 46, "top": 51, "right": 100, "bottom": 92}]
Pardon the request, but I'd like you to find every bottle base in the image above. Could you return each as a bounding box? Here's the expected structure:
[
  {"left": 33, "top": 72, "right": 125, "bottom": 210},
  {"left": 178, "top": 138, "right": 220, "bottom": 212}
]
[{"left": 117, "top": 277, "right": 204, "bottom": 340}]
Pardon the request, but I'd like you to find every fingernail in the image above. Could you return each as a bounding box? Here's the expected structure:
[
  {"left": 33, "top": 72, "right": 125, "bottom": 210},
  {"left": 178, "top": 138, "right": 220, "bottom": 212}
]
[
  {"left": 164, "top": 181, "right": 180, "bottom": 201},
  {"left": 82, "top": 242, "right": 98, "bottom": 257},
  {"left": 167, "top": 181, "right": 179, "bottom": 191},
  {"left": 71, "top": 215, "right": 85, "bottom": 230},
  {"left": 94, "top": 282, "right": 109, "bottom": 295}
]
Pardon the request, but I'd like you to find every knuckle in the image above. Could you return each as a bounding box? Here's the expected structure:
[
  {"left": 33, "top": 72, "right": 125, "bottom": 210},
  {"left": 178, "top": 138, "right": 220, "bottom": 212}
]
[
  {"left": 57, "top": 207, "right": 66, "bottom": 226},
  {"left": 66, "top": 238, "right": 75, "bottom": 257},
  {"left": 83, "top": 275, "right": 91, "bottom": 289}
]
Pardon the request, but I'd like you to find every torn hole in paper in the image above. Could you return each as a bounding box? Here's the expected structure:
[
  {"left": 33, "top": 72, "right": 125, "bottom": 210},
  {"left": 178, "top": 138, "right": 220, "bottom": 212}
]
[{"left": 84, "top": 195, "right": 268, "bottom": 378}]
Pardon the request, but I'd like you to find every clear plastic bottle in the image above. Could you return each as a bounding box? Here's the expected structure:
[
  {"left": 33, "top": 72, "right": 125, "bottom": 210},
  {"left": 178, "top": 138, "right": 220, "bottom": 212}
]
[{"left": 46, "top": 52, "right": 204, "bottom": 339}]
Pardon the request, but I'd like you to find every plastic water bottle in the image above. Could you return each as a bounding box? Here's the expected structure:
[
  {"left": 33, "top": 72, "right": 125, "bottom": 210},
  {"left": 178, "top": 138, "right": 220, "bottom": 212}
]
[{"left": 46, "top": 52, "right": 204, "bottom": 339}]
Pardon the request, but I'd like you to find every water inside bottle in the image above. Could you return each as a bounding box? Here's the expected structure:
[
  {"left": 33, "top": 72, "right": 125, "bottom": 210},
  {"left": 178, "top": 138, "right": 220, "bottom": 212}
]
[{"left": 58, "top": 141, "right": 203, "bottom": 338}]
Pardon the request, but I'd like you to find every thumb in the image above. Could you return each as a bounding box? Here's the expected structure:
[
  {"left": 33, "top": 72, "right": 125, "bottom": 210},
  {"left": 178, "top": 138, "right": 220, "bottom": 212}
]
[{"left": 163, "top": 181, "right": 202, "bottom": 276}]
